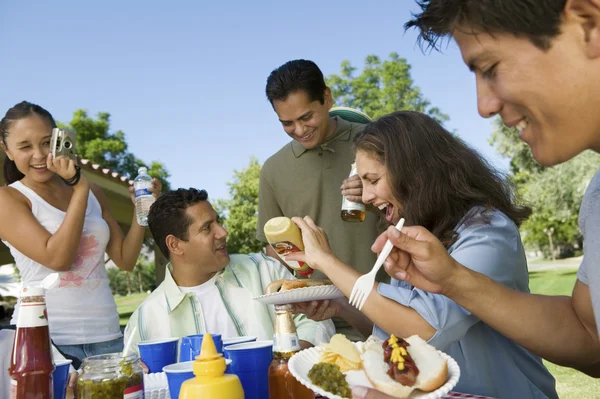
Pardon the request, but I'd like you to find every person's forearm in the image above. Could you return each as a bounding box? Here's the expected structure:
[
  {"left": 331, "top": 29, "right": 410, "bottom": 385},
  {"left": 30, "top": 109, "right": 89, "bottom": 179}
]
[
  {"left": 45, "top": 182, "right": 89, "bottom": 270},
  {"left": 114, "top": 215, "right": 146, "bottom": 271},
  {"left": 338, "top": 300, "right": 375, "bottom": 338},
  {"left": 446, "top": 266, "right": 600, "bottom": 369},
  {"left": 320, "top": 255, "right": 435, "bottom": 340}
]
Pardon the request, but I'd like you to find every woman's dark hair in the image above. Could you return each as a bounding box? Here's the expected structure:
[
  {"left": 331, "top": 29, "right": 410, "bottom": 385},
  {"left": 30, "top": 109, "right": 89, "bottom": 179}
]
[
  {"left": 354, "top": 111, "right": 531, "bottom": 247},
  {"left": 1, "top": 101, "right": 57, "bottom": 184}
]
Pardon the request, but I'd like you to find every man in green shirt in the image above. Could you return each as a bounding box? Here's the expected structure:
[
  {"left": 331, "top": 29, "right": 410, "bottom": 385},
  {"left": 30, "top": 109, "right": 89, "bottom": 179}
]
[{"left": 257, "top": 59, "right": 383, "bottom": 340}]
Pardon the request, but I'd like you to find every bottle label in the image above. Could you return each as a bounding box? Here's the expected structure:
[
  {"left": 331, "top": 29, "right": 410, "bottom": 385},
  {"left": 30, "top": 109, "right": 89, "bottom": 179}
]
[
  {"left": 134, "top": 188, "right": 152, "bottom": 197},
  {"left": 17, "top": 302, "right": 48, "bottom": 328},
  {"left": 124, "top": 384, "right": 144, "bottom": 399},
  {"left": 342, "top": 197, "right": 366, "bottom": 212},
  {"left": 10, "top": 379, "right": 16, "bottom": 399},
  {"left": 273, "top": 333, "right": 300, "bottom": 352},
  {"left": 269, "top": 241, "right": 306, "bottom": 271}
]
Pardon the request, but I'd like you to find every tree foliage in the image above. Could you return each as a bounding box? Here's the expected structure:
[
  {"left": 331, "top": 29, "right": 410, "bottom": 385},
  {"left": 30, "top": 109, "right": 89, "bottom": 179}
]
[
  {"left": 60, "top": 110, "right": 171, "bottom": 190},
  {"left": 326, "top": 53, "right": 448, "bottom": 124},
  {"left": 215, "top": 157, "right": 263, "bottom": 254},
  {"left": 489, "top": 118, "right": 600, "bottom": 258}
]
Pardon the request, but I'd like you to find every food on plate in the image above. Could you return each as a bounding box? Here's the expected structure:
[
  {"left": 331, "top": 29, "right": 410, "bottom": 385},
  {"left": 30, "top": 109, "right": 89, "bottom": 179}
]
[
  {"left": 362, "top": 334, "right": 448, "bottom": 398},
  {"left": 265, "top": 279, "right": 333, "bottom": 294},
  {"left": 308, "top": 363, "right": 351, "bottom": 398},
  {"left": 320, "top": 333, "right": 361, "bottom": 372}
]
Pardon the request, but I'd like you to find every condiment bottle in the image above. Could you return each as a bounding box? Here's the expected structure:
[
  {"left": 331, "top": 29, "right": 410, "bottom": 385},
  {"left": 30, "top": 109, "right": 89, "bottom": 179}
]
[
  {"left": 341, "top": 162, "right": 366, "bottom": 223},
  {"left": 264, "top": 217, "right": 314, "bottom": 277},
  {"left": 179, "top": 333, "right": 244, "bottom": 399},
  {"left": 9, "top": 286, "right": 54, "bottom": 399},
  {"left": 268, "top": 304, "right": 314, "bottom": 399}
]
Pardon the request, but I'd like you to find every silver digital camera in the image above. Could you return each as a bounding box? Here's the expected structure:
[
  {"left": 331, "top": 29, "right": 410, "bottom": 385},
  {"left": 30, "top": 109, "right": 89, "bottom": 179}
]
[{"left": 50, "top": 128, "right": 77, "bottom": 159}]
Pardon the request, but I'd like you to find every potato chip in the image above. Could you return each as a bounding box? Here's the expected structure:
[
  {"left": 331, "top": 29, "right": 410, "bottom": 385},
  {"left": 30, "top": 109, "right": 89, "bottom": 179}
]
[{"left": 328, "top": 334, "right": 361, "bottom": 364}]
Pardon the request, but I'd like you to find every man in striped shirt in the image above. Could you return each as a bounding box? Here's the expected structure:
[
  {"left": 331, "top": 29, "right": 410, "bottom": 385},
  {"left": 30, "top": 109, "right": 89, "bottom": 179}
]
[{"left": 124, "top": 188, "right": 334, "bottom": 352}]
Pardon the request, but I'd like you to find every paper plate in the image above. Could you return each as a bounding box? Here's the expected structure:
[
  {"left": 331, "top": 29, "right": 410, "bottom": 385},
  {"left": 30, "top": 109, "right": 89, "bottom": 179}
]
[
  {"left": 288, "top": 343, "right": 460, "bottom": 399},
  {"left": 253, "top": 284, "right": 344, "bottom": 305}
]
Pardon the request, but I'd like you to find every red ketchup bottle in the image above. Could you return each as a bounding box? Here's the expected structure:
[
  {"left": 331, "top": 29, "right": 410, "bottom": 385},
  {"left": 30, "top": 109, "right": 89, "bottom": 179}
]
[{"left": 9, "top": 286, "right": 54, "bottom": 399}]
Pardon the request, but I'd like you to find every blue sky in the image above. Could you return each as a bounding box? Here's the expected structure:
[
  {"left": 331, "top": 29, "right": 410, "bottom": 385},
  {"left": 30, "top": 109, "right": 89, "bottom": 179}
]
[{"left": 0, "top": 0, "right": 509, "bottom": 201}]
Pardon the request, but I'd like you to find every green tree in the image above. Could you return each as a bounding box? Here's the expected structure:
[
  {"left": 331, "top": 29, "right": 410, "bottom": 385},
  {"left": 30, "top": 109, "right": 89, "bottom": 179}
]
[
  {"left": 60, "top": 110, "right": 171, "bottom": 190},
  {"left": 215, "top": 157, "right": 263, "bottom": 254},
  {"left": 326, "top": 53, "right": 449, "bottom": 123},
  {"left": 489, "top": 118, "right": 600, "bottom": 257}
]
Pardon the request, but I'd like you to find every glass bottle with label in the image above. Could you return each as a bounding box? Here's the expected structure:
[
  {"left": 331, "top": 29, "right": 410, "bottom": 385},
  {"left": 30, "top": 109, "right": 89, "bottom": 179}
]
[
  {"left": 9, "top": 286, "right": 54, "bottom": 399},
  {"left": 341, "top": 162, "right": 366, "bottom": 222},
  {"left": 268, "top": 304, "right": 314, "bottom": 399}
]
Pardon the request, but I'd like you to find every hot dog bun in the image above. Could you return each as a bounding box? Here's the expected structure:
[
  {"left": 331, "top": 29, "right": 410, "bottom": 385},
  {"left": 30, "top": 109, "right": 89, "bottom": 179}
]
[
  {"left": 265, "top": 279, "right": 333, "bottom": 295},
  {"left": 362, "top": 335, "right": 448, "bottom": 398}
]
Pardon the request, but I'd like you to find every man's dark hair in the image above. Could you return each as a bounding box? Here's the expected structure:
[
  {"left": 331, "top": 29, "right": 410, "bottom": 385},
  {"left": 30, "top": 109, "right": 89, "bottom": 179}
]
[
  {"left": 148, "top": 188, "right": 209, "bottom": 259},
  {"left": 265, "top": 59, "right": 327, "bottom": 105},
  {"left": 405, "top": 0, "right": 566, "bottom": 51}
]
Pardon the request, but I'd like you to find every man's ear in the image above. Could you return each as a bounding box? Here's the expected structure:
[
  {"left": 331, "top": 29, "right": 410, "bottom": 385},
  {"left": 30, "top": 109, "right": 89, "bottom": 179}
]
[
  {"left": 324, "top": 87, "right": 333, "bottom": 110},
  {"left": 564, "top": 0, "right": 600, "bottom": 58},
  {"left": 166, "top": 235, "right": 184, "bottom": 257}
]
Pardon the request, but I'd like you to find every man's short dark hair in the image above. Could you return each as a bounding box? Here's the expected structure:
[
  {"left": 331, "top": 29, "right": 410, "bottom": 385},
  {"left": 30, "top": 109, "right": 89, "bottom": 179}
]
[
  {"left": 265, "top": 59, "right": 327, "bottom": 105},
  {"left": 405, "top": 0, "right": 566, "bottom": 51},
  {"left": 148, "top": 188, "right": 209, "bottom": 259}
]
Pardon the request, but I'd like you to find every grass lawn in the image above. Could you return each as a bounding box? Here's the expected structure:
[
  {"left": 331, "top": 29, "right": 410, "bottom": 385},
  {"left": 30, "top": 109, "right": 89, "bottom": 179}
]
[
  {"left": 115, "top": 292, "right": 148, "bottom": 327},
  {"left": 114, "top": 269, "right": 600, "bottom": 398},
  {"left": 529, "top": 268, "right": 600, "bottom": 399}
]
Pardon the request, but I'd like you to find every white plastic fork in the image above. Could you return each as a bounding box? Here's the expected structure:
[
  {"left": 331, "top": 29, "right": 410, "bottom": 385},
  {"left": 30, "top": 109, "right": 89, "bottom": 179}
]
[{"left": 348, "top": 218, "right": 405, "bottom": 311}]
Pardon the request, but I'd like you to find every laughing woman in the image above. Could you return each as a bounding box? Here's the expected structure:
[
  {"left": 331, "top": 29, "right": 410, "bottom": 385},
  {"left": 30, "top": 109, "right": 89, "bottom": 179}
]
[
  {"left": 0, "top": 101, "right": 161, "bottom": 362},
  {"left": 287, "top": 111, "right": 558, "bottom": 399}
]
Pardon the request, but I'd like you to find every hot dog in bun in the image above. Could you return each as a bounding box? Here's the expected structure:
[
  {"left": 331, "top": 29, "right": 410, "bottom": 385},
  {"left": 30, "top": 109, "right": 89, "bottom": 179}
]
[
  {"left": 265, "top": 279, "right": 333, "bottom": 294},
  {"left": 361, "top": 334, "right": 448, "bottom": 398}
]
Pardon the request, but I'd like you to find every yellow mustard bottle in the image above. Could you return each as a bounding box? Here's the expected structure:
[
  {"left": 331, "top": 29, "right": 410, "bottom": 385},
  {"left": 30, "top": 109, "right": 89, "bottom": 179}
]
[
  {"left": 264, "top": 217, "right": 314, "bottom": 277},
  {"left": 179, "top": 333, "right": 244, "bottom": 399}
]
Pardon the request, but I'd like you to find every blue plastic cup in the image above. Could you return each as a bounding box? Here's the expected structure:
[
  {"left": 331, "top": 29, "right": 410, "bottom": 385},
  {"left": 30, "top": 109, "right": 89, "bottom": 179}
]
[
  {"left": 222, "top": 335, "right": 258, "bottom": 347},
  {"left": 163, "top": 361, "right": 195, "bottom": 399},
  {"left": 138, "top": 337, "right": 179, "bottom": 373},
  {"left": 52, "top": 359, "right": 72, "bottom": 399},
  {"left": 179, "top": 334, "right": 223, "bottom": 362},
  {"left": 224, "top": 340, "right": 273, "bottom": 399}
]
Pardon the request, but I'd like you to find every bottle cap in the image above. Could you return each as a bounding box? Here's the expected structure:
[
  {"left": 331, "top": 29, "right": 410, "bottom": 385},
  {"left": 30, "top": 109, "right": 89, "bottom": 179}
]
[
  {"left": 21, "top": 286, "right": 46, "bottom": 297},
  {"left": 193, "top": 333, "right": 227, "bottom": 377},
  {"left": 137, "top": 166, "right": 148, "bottom": 175}
]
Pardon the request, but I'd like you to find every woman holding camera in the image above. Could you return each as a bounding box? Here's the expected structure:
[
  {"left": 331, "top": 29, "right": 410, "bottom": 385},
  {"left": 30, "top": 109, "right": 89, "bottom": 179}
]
[{"left": 0, "top": 101, "right": 161, "bottom": 361}]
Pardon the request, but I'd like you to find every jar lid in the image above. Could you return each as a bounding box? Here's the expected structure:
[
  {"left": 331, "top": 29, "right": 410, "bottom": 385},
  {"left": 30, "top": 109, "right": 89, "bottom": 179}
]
[{"left": 21, "top": 286, "right": 45, "bottom": 297}]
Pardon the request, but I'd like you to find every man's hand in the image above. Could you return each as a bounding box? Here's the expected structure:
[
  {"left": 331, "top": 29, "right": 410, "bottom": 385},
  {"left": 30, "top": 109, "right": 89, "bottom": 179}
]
[
  {"left": 67, "top": 371, "right": 78, "bottom": 398},
  {"left": 351, "top": 386, "right": 397, "bottom": 399},
  {"left": 372, "top": 225, "right": 462, "bottom": 296},
  {"left": 291, "top": 299, "right": 342, "bottom": 321},
  {"left": 341, "top": 174, "right": 364, "bottom": 203}
]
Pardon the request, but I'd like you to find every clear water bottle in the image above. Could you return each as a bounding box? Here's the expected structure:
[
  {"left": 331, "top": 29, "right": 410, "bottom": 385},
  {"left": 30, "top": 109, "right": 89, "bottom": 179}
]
[{"left": 133, "top": 167, "right": 155, "bottom": 226}]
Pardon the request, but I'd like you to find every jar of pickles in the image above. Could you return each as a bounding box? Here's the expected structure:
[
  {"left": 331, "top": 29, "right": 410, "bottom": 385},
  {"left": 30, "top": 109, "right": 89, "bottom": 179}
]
[{"left": 77, "top": 352, "right": 144, "bottom": 398}]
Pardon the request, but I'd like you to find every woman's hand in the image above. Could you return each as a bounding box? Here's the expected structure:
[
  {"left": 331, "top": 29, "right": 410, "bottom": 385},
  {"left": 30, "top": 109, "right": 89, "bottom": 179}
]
[
  {"left": 286, "top": 216, "right": 335, "bottom": 272},
  {"left": 67, "top": 371, "right": 79, "bottom": 398},
  {"left": 47, "top": 154, "right": 87, "bottom": 187},
  {"left": 128, "top": 178, "right": 162, "bottom": 204}
]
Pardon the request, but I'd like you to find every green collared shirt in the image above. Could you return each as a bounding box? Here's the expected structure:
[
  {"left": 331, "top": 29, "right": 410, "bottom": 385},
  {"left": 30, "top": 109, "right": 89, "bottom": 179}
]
[{"left": 124, "top": 253, "right": 335, "bottom": 351}]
